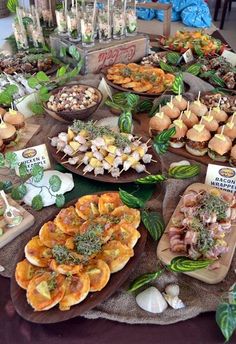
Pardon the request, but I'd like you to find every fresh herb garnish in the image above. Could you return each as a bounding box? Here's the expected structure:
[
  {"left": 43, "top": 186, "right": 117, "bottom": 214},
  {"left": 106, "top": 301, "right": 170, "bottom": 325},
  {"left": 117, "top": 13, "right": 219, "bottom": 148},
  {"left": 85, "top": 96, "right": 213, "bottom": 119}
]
[
  {"left": 47, "top": 273, "right": 57, "bottom": 292},
  {"left": 196, "top": 193, "right": 228, "bottom": 221},
  {"left": 74, "top": 223, "right": 104, "bottom": 257},
  {"left": 52, "top": 245, "right": 81, "bottom": 264}
]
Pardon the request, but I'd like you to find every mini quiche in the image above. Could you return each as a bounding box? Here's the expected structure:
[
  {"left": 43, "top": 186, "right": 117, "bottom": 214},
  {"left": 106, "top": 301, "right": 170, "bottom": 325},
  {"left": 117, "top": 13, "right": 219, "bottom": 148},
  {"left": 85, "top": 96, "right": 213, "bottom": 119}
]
[
  {"left": 98, "top": 192, "right": 123, "bottom": 215},
  {"left": 111, "top": 205, "right": 141, "bottom": 228},
  {"left": 39, "top": 221, "right": 69, "bottom": 248},
  {"left": 78, "top": 218, "right": 115, "bottom": 243},
  {"left": 97, "top": 240, "right": 134, "bottom": 273},
  {"left": 112, "top": 222, "right": 141, "bottom": 248},
  {"left": 59, "top": 273, "right": 90, "bottom": 311},
  {"left": 54, "top": 206, "right": 84, "bottom": 235},
  {"left": 26, "top": 272, "right": 66, "bottom": 311},
  {"left": 85, "top": 259, "right": 110, "bottom": 292},
  {"left": 24, "top": 236, "right": 52, "bottom": 267},
  {"left": 15, "top": 259, "right": 45, "bottom": 290},
  {"left": 75, "top": 195, "right": 100, "bottom": 220}
]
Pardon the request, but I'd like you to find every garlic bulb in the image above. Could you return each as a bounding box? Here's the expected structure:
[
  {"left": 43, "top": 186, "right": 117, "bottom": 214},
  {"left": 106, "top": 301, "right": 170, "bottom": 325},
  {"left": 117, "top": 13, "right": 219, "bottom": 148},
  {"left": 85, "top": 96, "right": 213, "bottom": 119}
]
[
  {"left": 163, "top": 294, "right": 185, "bottom": 310},
  {"left": 170, "top": 160, "right": 190, "bottom": 169},
  {"left": 165, "top": 284, "right": 180, "bottom": 297},
  {"left": 136, "top": 287, "right": 168, "bottom": 314}
]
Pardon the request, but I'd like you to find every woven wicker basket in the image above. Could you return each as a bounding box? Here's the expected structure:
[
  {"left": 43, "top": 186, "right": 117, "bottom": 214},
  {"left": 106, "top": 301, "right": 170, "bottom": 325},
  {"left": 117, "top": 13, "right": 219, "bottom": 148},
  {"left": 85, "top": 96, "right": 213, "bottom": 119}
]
[{"left": 0, "top": 0, "right": 10, "bottom": 18}]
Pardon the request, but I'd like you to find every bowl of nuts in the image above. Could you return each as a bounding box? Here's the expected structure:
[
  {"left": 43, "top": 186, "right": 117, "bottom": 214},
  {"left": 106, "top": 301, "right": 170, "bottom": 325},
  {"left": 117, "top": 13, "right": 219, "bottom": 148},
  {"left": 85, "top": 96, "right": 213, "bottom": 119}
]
[{"left": 44, "top": 84, "right": 103, "bottom": 123}]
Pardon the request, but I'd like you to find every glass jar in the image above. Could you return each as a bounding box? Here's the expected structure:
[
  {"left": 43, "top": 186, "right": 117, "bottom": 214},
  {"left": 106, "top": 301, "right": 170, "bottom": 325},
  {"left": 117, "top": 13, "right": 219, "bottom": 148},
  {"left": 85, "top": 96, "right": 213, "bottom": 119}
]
[
  {"left": 126, "top": 6, "right": 137, "bottom": 36},
  {"left": 112, "top": 7, "right": 125, "bottom": 40},
  {"left": 55, "top": 9, "right": 67, "bottom": 36},
  {"left": 98, "top": 8, "right": 111, "bottom": 43}
]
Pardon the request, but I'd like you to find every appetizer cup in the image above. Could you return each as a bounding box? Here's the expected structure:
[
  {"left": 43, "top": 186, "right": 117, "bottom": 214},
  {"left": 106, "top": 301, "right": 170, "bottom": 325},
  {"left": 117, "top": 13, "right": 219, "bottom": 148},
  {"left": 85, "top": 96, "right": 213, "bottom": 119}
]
[
  {"left": 112, "top": 7, "right": 125, "bottom": 40},
  {"left": 98, "top": 9, "right": 111, "bottom": 43},
  {"left": 126, "top": 6, "right": 137, "bottom": 36},
  {"left": 55, "top": 9, "right": 67, "bottom": 36},
  {"left": 81, "top": 12, "right": 95, "bottom": 47},
  {"left": 67, "top": 11, "right": 81, "bottom": 42}
]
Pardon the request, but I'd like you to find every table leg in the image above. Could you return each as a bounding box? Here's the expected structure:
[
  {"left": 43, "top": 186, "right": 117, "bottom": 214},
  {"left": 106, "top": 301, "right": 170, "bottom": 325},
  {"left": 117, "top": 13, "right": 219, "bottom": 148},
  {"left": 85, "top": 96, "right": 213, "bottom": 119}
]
[
  {"left": 220, "top": 0, "right": 229, "bottom": 29},
  {"left": 214, "top": 0, "right": 221, "bottom": 21}
]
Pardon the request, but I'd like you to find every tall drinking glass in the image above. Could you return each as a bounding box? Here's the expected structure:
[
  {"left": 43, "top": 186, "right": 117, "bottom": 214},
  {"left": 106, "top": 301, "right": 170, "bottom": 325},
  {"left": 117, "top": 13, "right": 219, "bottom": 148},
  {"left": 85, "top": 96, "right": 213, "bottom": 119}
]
[
  {"left": 98, "top": 8, "right": 111, "bottom": 43},
  {"left": 112, "top": 7, "right": 125, "bottom": 40},
  {"left": 81, "top": 11, "right": 95, "bottom": 47},
  {"left": 67, "top": 11, "right": 80, "bottom": 42},
  {"left": 126, "top": 5, "right": 137, "bottom": 36},
  {"left": 55, "top": 9, "right": 67, "bottom": 36},
  {"left": 13, "top": 21, "right": 29, "bottom": 50}
]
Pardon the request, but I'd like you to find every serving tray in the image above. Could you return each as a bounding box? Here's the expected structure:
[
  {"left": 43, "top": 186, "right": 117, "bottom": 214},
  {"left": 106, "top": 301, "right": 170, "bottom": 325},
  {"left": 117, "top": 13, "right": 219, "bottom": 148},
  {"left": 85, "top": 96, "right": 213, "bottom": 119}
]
[
  {"left": 157, "top": 183, "right": 236, "bottom": 284},
  {"left": 47, "top": 125, "right": 161, "bottom": 184},
  {"left": 11, "top": 192, "right": 147, "bottom": 323}
]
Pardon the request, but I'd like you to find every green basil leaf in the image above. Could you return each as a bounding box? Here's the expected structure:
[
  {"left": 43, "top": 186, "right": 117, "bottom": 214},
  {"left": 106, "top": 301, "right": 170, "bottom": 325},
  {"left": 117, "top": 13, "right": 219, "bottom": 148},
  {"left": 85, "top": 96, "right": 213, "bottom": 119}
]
[
  {"left": 32, "top": 194, "right": 44, "bottom": 210},
  {"left": 56, "top": 65, "right": 68, "bottom": 78},
  {"left": 128, "top": 269, "right": 164, "bottom": 292},
  {"left": 5, "top": 152, "right": 18, "bottom": 169},
  {"left": 36, "top": 71, "right": 50, "bottom": 83},
  {"left": 11, "top": 184, "right": 27, "bottom": 200},
  {"left": 2, "top": 180, "right": 13, "bottom": 193},
  {"left": 19, "top": 163, "right": 28, "bottom": 178},
  {"left": 168, "top": 256, "right": 212, "bottom": 272},
  {"left": 56, "top": 194, "right": 65, "bottom": 208},
  {"left": 119, "top": 189, "right": 145, "bottom": 209},
  {"left": 30, "top": 103, "right": 44, "bottom": 115},
  {"left": 69, "top": 45, "right": 81, "bottom": 61},
  {"left": 0, "top": 153, "right": 5, "bottom": 167},
  {"left": 5, "top": 84, "right": 18, "bottom": 96},
  {"left": 49, "top": 175, "right": 62, "bottom": 192},
  {"left": 216, "top": 303, "right": 236, "bottom": 342},
  {"left": 141, "top": 210, "right": 165, "bottom": 241},
  {"left": 28, "top": 77, "right": 39, "bottom": 89},
  {"left": 136, "top": 174, "right": 166, "bottom": 184},
  {"left": 31, "top": 164, "right": 44, "bottom": 183}
]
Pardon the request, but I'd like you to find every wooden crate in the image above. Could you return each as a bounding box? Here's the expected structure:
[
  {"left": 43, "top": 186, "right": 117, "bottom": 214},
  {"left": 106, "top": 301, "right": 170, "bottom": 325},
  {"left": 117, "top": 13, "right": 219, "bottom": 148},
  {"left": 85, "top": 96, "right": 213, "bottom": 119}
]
[{"left": 50, "top": 33, "right": 150, "bottom": 74}]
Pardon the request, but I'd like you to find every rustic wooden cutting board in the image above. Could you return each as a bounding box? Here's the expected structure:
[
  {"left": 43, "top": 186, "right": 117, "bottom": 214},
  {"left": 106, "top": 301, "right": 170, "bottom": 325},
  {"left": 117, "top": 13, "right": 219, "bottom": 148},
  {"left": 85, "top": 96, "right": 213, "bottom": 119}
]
[
  {"left": 6, "top": 123, "right": 41, "bottom": 152},
  {"left": 0, "top": 197, "right": 35, "bottom": 249},
  {"left": 157, "top": 183, "right": 236, "bottom": 284}
]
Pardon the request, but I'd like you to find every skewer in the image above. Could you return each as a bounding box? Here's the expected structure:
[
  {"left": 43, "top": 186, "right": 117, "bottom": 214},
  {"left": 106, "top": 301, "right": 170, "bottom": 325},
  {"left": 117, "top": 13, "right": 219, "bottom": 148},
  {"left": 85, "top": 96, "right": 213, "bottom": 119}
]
[
  {"left": 220, "top": 125, "right": 225, "bottom": 135},
  {"left": 76, "top": 161, "right": 84, "bottom": 169},
  {"left": 119, "top": 168, "right": 124, "bottom": 174},
  {"left": 146, "top": 138, "right": 151, "bottom": 145},
  {"left": 56, "top": 148, "right": 61, "bottom": 154},
  {"left": 137, "top": 137, "right": 142, "bottom": 142},
  {"left": 197, "top": 91, "right": 201, "bottom": 102},
  {"left": 151, "top": 159, "right": 157, "bottom": 163},
  {"left": 147, "top": 145, "right": 152, "bottom": 149},
  {"left": 62, "top": 153, "right": 67, "bottom": 160},
  {"left": 145, "top": 169, "right": 151, "bottom": 175}
]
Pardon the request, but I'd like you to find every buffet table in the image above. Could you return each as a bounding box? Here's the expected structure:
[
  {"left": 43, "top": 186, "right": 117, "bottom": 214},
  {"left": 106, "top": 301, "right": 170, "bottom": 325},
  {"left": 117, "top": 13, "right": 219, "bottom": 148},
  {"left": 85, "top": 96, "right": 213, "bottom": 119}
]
[{"left": 0, "top": 28, "right": 236, "bottom": 343}]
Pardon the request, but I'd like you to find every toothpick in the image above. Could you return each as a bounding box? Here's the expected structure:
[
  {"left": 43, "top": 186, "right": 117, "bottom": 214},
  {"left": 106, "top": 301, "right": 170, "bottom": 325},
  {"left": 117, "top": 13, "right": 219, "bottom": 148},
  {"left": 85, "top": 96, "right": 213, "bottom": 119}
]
[
  {"left": 62, "top": 153, "right": 67, "bottom": 160},
  {"left": 61, "top": 160, "right": 70, "bottom": 164},
  {"left": 145, "top": 169, "right": 151, "bottom": 175},
  {"left": 208, "top": 108, "right": 212, "bottom": 117},
  {"left": 147, "top": 145, "right": 152, "bottom": 149},
  {"left": 187, "top": 101, "right": 189, "bottom": 112},
  {"left": 151, "top": 159, "right": 157, "bottom": 163},
  {"left": 197, "top": 91, "right": 201, "bottom": 102},
  {"left": 119, "top": 168, "right": 124, "bottom": 174},
  {"left": 83, "top": 170, "right": 88, "bottom": 175},
  {"left": 76, "top": 161, "right": 84, "bottom": 169},
  {"left": 179, "top": 111, "right": 183, "bottom": 120},
  {"left": 170, "top": 95, "right": 173, "bottom": 104},
  {"left": 200, "top": 117, "right": 203, "bottom": 125},
  {"left": 221, "top": 125, "right": 225, "bottom": 135},
  {"left": 146, "top": 138, "right": 151, "bottom": 145},
  {"left": 56, "top": 148, "right": 61, "bottom": 154},
  {"left": 217, "top": 97, "right": 222, "bottom": 108},
  {"left": 231, "top": 113, "right": 235, "bottom": 124},
  {"left": 48, "top": 137, "right": 52, "bottom": 141},
  {"left": 137, "top": 137, "right": 142, "bottom": 142}
]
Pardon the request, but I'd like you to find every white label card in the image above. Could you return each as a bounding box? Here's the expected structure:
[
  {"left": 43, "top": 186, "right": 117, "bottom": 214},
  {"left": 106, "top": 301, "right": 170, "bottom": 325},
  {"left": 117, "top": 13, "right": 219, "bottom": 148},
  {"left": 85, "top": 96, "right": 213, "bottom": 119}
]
[
  {"left": 14, "top": 144, "right": 51, "bottom": 176},
  {"left": 182, "top": 49, "right": 194, "bottom": 64},
  {"left": 221, "top": 50, "right": 236, "bottom": 67},
  {"left": 205, "top": 164, "right": 236, "bottom": 194}
]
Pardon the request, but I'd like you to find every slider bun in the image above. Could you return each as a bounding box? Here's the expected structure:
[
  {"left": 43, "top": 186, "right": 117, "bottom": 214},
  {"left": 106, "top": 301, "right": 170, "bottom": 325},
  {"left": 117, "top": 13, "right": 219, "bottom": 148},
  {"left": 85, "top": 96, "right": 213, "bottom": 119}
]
[
  {"left": 201, "top": 117, "right": 219, "bottom": 132},
  {"left": 227, "top": 115, "right": 236, "bottom": 124},
  {"left": 172, "top": 96, "right": 188, "bottom": 111},
  {"left": 161, "top": 105, "right": 180, "bottom": 119},
  {"left": 217, "top": 125, "right": 236, "bottom": 140},
  {"left": 169, "top": 141, "right": 185, "bottom": 148},
  {"left": 189, "top": 102, "right": 208, "bottom": 117},
  {"left": 169, "top": 122, "right": 187, "bottom": 139},
  {"left": 186, "top": 126, "right": 211, "bottom": 142},
  {"left": 182, "top": 111, "right": 199, "bottom": 128},
  {"left": 185, "top": 144, "right": 208, "bottom": 156},
  {"left": 208, "top": 135, "right": 232, "bottom": 155},
  {"left": 149, "top": 114, "right": 171, "bottom": 132},
  {"left": 0, "top": 123, "right": 16, "bottom": 144},
  {"left": 4, "top": 110, "right": 25, "bottom": 129},
  {"left": 211, "top": 108, "right": 228, "bottom": 122},
  {"left": 0, "top": 107, "right": 6, "bottom": 116}
]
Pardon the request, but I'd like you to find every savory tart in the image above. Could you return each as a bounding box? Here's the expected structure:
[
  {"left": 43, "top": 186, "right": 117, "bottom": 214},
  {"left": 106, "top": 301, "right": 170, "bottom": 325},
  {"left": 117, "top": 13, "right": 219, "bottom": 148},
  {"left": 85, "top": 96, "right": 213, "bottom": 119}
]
[
  {"left": 15, "top": 259, "right": 44, "bottom": 290},
  {"left": 75, "top": 195, "right": 100, "bottom": 220},
  {"left": 54, "top": 206, "right": 84, "bottom": 235},
  {"left": 111, "top": 206, "right": 141, "bottom": 228},
  {"left": 39, "top": 221, "right": 69, "bottom": 248},
  {"left": 97, "top": 240, "right": 134, "bottom": 273},
  {"left": 59, "top": 273, "right": 90, "bottom": 311},
  {"left": 24, "top": 236, "right": 52, "bottom": 267},
  {"left": 112, "top": 222, "right": 141, "bottom": 248},
  {"left": 27, "top": 272, "right": 66, "bottom": 311},
  {"left": 98, "top": 192, "right": 123, "bottom": 215},
  {"left": 85, "top": 259, "right": 110, "bottom": 292}
]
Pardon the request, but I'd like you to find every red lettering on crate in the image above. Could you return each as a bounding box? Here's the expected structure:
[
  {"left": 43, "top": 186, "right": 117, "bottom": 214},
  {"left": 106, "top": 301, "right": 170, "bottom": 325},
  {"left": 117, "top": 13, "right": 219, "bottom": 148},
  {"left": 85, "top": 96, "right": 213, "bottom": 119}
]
[{"left": 97, "top": 44, "right": 136, "bottom": 71}]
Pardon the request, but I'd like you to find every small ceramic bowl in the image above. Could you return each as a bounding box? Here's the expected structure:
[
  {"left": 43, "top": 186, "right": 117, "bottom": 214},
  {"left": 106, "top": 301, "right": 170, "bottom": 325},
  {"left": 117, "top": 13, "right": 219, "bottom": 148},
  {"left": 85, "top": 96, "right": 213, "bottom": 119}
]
[{"left": 43, "top": 84, "right": 103, "bottom": 123}]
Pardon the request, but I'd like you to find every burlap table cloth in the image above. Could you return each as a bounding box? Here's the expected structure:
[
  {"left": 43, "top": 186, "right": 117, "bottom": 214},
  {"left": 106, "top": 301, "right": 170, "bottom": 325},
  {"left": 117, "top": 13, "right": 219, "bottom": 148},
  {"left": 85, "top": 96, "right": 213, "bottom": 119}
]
[{"left": 0, "top": 74, "right": 235, "bottom": 325}]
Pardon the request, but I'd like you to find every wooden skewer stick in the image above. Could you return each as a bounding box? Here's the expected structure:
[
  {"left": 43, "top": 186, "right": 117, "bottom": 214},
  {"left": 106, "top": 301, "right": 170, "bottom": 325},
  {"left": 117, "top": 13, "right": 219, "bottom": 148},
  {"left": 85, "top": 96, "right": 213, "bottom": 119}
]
[
  {"left": 76, "top": 161, "right": 84, "bottom": 169},
  {"left": 48, "top": 137, "right": 52, "bottom": 141},
  {"left": 62, "top": 153, "right": 67, "bottom": 160},
  {"left": 151, "top": 159, "right": 157, "bottom": 163},
  {"left": 119, "top": 168, "right": 124, "bottom": 175},
  {"left": 147, "top": 145, "right": 152, "bottom": 149},
  {"left": 56, "top": 149, "right": 61, "bottom": 154},
  {"left": 145, "top": 169, "right": 151, "bottom": 175},
  {"left": 146, "top": 138, "right": 151, "bottom": 145},
  {"left": 61, "top": 160, "right": 70, "bottom": 164}
]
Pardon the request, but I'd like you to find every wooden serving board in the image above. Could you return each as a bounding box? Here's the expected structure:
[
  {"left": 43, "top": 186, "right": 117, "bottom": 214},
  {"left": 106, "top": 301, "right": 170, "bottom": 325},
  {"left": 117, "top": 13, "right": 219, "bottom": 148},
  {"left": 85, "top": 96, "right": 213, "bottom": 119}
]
[
  {"left": 47, "top": 125, "right": 161, "bottom": 184},
  {"left": 0, "top": 197, "right": 35, "bottom": 249},
  {"left": 6, "top": 123, "right": 41, "bottom": 152},
  {"left": 157, "top": 183, "right": 236, "bottom": 284},
  {"left": 10, "top": 193, "right": 147, "bottom": 324}
]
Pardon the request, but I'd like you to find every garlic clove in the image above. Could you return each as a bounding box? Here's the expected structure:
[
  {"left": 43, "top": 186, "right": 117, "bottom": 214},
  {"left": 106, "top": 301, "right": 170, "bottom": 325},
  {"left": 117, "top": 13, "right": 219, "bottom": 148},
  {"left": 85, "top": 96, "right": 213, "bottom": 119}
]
[
  {"left": 165, "top": 283, "right": 180, "bottom": 297},
  {"left": 136, "top": 287, "right": 168, "bottom": 314},
  {"left": 163, "top": 294, "right": 185, "bottom": 310}
]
